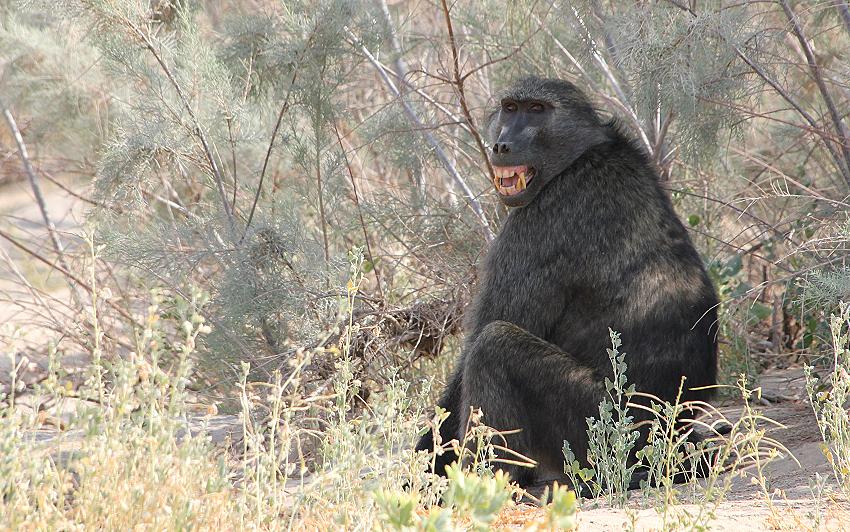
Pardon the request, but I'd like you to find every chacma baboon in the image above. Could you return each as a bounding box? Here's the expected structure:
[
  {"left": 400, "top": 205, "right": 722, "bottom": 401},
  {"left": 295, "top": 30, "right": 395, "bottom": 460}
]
[{"left": 415, "top": 77, "right": 719, "bottom": 493}]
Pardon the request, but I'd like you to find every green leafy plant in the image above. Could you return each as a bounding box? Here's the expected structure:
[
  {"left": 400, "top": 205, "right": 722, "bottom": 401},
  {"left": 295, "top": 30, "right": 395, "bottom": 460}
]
[
  {"left": 805, "top": 302, "right": 850, "bottom": 496},
  {"left": 563, "top": 329, "right": 639, "bottom": 506},
  {"left": 443, "top": 463, "right": 511, "bottom": 531},
  {"left": 542, "top": 483, "right": 578, "bottom": 530},
  {"left": 562, "top": 329, "right": 793, "bottom": 529}
]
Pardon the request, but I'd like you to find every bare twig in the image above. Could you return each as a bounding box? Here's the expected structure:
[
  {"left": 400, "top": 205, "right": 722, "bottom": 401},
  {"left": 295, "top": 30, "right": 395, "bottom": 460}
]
[
  {"left": 331, "top": 119, "right": 385, "bottom": 303},
  {"left": 373, "top": 57, "right": 470, "bottom": 133},
  {"left": 346, "top": 27, "right": 495, "bottom": 243},
  {"left": 0, "top": 228, "right": 139, "bottom": 327},
  {"left": 40, "top": 170, "right": 104, "bottom": 208},
  {"left": 1, "top": 102, "right": 84, "bottom": 306},
  {"left": 663, "top": 184, "right": 801, "bottom": 250},
  {"left": 243, "top": 83, "right": 295, "bottom": 242},
  {"left": 439, "top": 0, "right": 496, "bottom": 184},
  {"left": 315, "top": 106, "right": 330, "bottom": 264},
  {"left": 226, "top": 116, "right": 238, "bottom": 215}
]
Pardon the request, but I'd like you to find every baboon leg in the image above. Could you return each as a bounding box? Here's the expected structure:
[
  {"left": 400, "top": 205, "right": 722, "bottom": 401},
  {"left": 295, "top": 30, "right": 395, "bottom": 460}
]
[{"left": 460, "top": 320, "right": 604, "bottom": 486}]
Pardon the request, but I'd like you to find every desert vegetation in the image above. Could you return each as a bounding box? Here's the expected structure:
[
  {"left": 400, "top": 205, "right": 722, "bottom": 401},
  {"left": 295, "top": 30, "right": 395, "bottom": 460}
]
[{"left": 2, "top": 0, "right": 850, "bottom": 529}]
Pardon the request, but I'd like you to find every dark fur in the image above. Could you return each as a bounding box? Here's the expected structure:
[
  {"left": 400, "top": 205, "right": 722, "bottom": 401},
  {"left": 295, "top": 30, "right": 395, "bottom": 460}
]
[{"left": 415, "top": 77, "right": 719, "bottom": 491}]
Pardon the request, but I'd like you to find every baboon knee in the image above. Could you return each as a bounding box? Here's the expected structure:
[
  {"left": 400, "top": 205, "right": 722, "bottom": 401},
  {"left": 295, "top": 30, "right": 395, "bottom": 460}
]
[{"left": 473, "top": 320, "right": 524, "bottom": 352}]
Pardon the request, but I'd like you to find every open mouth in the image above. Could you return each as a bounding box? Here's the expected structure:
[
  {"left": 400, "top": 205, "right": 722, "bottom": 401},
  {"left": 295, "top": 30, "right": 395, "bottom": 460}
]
[{"left": 493, "top": 165, "right": 535, "bottom": 196}]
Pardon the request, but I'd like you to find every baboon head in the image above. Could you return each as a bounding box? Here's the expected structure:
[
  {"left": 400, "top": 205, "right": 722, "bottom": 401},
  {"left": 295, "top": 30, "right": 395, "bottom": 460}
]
[{"left": 486, "top": 77, "right": 608, "bottom": 207}]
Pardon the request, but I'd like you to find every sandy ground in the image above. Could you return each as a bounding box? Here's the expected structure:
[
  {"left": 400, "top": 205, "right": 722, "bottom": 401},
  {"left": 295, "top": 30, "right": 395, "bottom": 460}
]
[{"left": 1, "top": 179, "right": 847, "bottom": 530}]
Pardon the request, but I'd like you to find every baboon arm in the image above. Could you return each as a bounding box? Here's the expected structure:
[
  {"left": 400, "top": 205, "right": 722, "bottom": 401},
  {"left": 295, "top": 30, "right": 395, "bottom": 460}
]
[
  {"left": 462, "top": 321, "right": 604, "bottom": 411},
  {"left": 458, "top": 320, "right": 606, "bottom": 482}
]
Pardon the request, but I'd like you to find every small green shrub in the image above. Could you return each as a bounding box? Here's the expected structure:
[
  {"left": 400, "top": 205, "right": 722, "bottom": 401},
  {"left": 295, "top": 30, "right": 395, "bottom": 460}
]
[
  {"left": 561, "top": 330, "right": 791, "bottom": 529},
  {"left": 805, "top": 302, "right": 850, "bottom": 496},
  {"left": 542, "top": 483, "right": 578, "bottom": 530},
  {"left": 443, "top": 463, "right": 511, "bottom": 530},
  {"left": 563, "top": 329, "right": 639, "bottom": 506}
]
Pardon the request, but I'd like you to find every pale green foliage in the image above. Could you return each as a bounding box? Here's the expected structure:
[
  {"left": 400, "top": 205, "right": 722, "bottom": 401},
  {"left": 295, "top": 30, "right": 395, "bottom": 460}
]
[
  {"left": 373, "top": 489, "right": 451, "bottom": 532},
  {"left": 806, "top": 303, "right": 850, "bottom": 496},
  {"left": 563, "top": 329, "right": 639, "bottom": 506},
  {"left": 562, "top": 331, "right": 791, "bottom": 529},
  {"left": 374, "top": 489, "right": 420, "bottom": 530},
  {"left": 805, "top": 268, "right": 850, "bottom": 309},
  {"left": 0, "top": 7, "right": 107, "bottom": 148},
  {"left": 443, "top": 463, "right": 511, "bottom": 531},
  {"left": 603, "top": 2, "right": 752, "bottom": 158},
  {"left": 541, "top": 483, "right": 578, "bottom": 530}
]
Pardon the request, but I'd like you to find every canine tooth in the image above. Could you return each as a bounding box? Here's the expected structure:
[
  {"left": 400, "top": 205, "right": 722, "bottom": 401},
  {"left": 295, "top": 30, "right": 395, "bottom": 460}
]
[{"left": 518, "top": 172, "right": 526, "bottom": 190}]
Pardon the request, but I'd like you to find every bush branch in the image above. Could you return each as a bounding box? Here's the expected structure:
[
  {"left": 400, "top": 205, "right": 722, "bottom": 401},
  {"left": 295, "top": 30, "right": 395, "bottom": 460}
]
[
  {"left": 346, "top": 28, "right": 494, "bottom": 243},
  {"left": 1, "top": 102, "right": 83, "bottom": 306},
  {"left": 780, "top": 0, "right": 850, "bottom": 184},
  {"left": 439, "top": 0, "right": 496, "bottom": 185},
  {"left": 116, "top": 14, "right": 237, "bottom": 239}
]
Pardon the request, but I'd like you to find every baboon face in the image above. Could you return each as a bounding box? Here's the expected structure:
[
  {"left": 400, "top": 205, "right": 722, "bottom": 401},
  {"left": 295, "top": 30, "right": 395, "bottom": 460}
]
[{"left": 486, "top": 77, "right": 604, "bottom": 207}]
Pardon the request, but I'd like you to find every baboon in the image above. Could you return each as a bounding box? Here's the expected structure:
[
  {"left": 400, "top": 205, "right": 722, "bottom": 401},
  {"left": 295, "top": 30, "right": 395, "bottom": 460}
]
[{"left": 415, "top": 77, "right": 719, "bottom": 493}]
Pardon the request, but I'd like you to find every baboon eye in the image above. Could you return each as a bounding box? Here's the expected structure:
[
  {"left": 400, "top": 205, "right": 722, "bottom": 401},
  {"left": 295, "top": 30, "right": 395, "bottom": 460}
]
[
  {"left": 503, "top": 101, "right": 517, "bottom": 113},
  {"left": 529, "top": 102, "right": 545, "bottom": 113}
]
